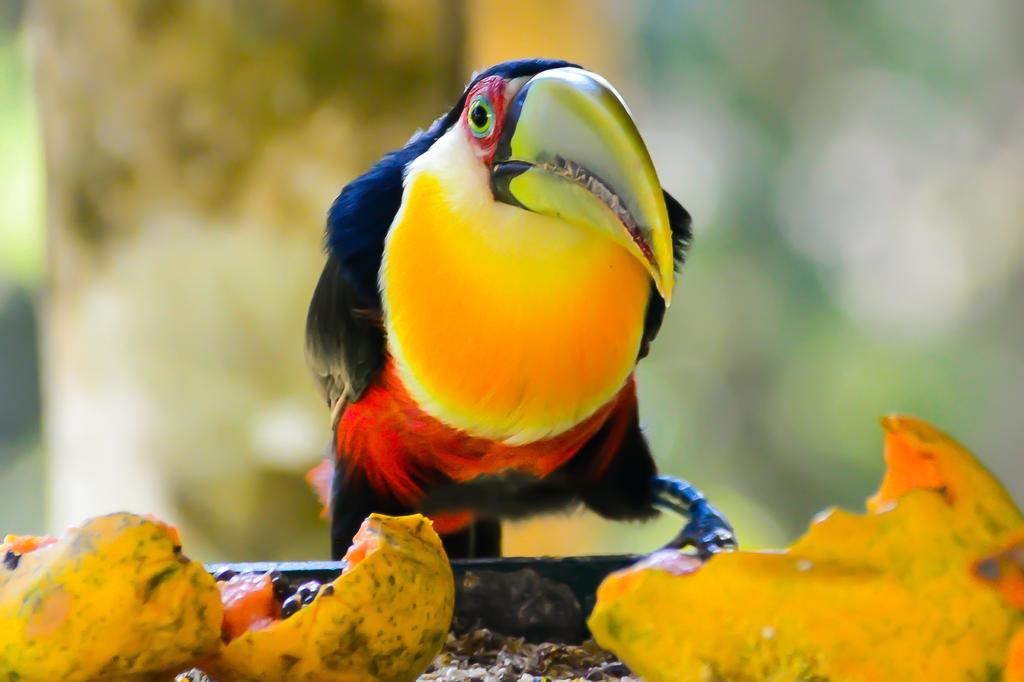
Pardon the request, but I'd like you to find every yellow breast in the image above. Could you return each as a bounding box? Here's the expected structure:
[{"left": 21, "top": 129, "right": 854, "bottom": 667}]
[{"left": 381, "top": 130, "right": 651, "bottom": 445}]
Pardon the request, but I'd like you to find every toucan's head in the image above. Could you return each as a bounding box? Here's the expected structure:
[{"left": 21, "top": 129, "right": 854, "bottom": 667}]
[
  {"left": 397, "top": 59, "right": 682, "bottom": 304},
  {"left": 324, "top": 60, "right": 690, "bottom": 441}
]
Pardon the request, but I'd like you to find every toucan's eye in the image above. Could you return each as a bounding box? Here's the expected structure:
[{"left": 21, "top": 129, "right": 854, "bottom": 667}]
[{"left": 468, "top": 95, "right": 495, "bottom": 138}]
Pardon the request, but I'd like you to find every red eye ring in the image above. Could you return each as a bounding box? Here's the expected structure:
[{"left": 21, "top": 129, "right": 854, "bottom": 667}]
[{"left": 462, "top": 76, "right": 507, "bottom": 163}]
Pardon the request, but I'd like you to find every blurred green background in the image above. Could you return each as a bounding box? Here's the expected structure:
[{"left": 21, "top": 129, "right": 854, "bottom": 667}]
[{"left": 1, "top": 0, "right": 1021, "bottom": 560}]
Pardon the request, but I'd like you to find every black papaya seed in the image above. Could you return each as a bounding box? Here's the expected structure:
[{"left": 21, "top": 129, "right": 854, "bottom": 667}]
[{"left": 280, "top": 594, "right": 303, "bottom": 619}]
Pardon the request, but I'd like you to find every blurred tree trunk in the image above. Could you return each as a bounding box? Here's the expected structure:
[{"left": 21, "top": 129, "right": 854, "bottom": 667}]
[
  {"left": 30, "top": 0, "right": 464, "bottom": 560},
  {"left": 465, "top": 0, "right": 620, "bottom": 80}
]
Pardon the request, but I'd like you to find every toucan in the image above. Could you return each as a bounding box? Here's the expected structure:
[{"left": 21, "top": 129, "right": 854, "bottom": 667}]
[{"left": 305, "top": 58, "right": 736, "bottom": 559}]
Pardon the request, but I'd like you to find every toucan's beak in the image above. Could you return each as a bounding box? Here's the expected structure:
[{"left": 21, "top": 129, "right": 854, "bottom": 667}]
[{"left": 491, "top": 67, "right": 675, "bottom": 303}]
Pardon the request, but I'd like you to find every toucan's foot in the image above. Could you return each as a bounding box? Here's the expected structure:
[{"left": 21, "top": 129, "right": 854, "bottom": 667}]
[
  {"left": 652, "top": 475, "right": 737, "bottom": 559},
  {"left": 668, "top": 499, "right": 737, "bottom": 558}
]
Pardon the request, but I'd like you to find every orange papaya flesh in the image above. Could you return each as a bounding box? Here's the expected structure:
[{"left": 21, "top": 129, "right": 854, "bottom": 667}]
[
  {"left": 1, "top": 534, "right": 58, "bottom": 571},
  {"left": 1008, "top": 630, "right": 1024, "bottom": 682},
  {"left": 212, "top": 517, "right": 405, "bottom": 647},
  {"left": 341, "top": 518, "right": 380, "bottom": 569},
  {"left": 215, "top": 571, "right": 330, "bottom": 643},
  {"left": 866, "top": 416, "right": 1022, "bottom": 540},
  {"left": 868, "top": 423, "right": 946, "bottom": 509},
  {"left": 219, "top": 572, "right": 278, "bottom": 641},
  {"left": 1, "top": 534, "right": 58, "bottom": 558}
]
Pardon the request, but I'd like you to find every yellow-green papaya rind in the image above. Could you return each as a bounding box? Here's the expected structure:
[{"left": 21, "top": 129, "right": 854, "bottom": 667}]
[
  {"left": 211, "top": 513, "right": 454, "bottom": 682},
  {"left": 0, "top": 513, "right": 223, "bottom": 681}
]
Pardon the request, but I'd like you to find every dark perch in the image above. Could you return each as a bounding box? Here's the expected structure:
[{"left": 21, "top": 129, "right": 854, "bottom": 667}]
[{"left": 207, "top": 554, "right": 645, "bottom": 644}]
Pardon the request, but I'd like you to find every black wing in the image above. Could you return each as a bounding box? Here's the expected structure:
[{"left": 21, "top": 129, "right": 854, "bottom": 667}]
[
  {"left": 304, "top": 137, "right": 424, "bottom": 408},
  {"left": 638, "top": 189, "right": 692, "bottom": 359},
  {"left": 305, "top": 256, "right": 385, "bottom": 408}
]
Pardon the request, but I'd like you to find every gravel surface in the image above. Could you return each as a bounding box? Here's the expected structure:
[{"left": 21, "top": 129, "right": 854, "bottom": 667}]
[
  {"left": 420, "top": 629, "right": 638, "bottom": 681},
  {"left": 176, "top": 629, "right": 635, "bottom": 682}
]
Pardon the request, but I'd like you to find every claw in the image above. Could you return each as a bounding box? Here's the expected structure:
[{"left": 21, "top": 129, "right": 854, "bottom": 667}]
[{"left": 653, "top": 476, "right": 737, "bottom": 559}]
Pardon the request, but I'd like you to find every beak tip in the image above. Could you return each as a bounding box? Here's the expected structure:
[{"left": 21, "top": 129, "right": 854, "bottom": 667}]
[
  {"left": 656, "top": 261, "right": 675, "bottom": 306},
  {"left": 654, "top": 275, "right": 673, "bottom": 306}
]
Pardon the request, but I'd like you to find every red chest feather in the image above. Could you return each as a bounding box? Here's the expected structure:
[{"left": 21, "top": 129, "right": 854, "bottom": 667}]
[{"left": 336, "top": 360, "right": 636, "bottom": 509}]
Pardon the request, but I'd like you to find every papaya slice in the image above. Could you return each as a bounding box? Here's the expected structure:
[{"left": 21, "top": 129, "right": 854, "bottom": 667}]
[
  {"left": 204, "top": 513, "right": 454, "bottom": 682},
  {"left": 0, "top": 513, "right": 222, "bottom": 681},
  {"left": 588, "top": 415, "right": 1024, "bottom": 682}
]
